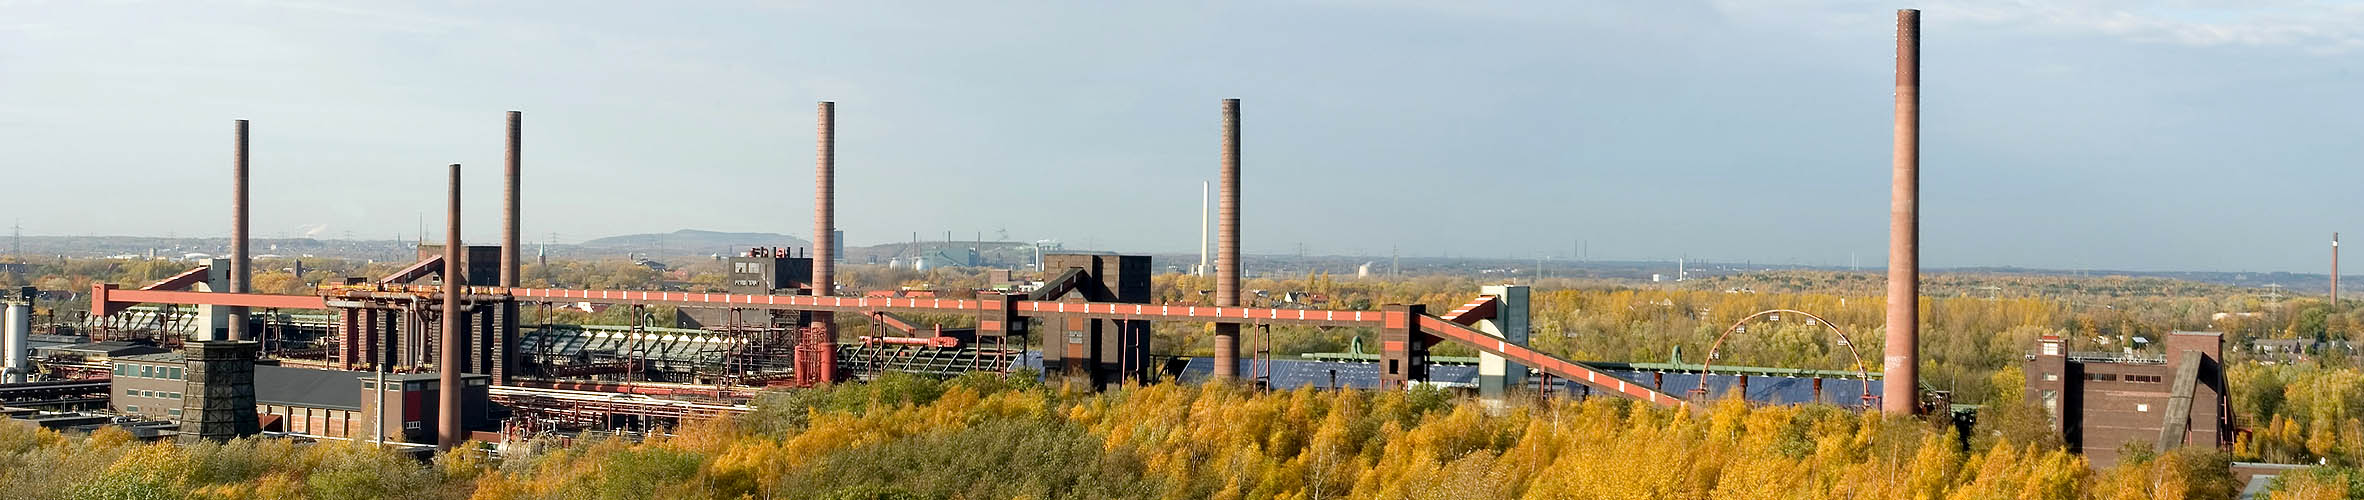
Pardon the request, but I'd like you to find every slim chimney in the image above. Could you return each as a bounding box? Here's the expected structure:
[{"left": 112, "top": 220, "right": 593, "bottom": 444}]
[
  {"left": 1214, "top": 99, "right": 1242, "bottom": 380},
  {"left": 1883, "top": 9, "right": 1921, "bottom": 415},
  {"left": 502, "top": 111, "right": 522, "bottom": 288},
  {"left": 813, "top": 102, "right": 837, "bottom": 338},
  {"left": 228, "top": 119, "right": 251, "bottom": 341},
  {"left": 438, "top": 163, "right": 464, "bottom": 450},
  {"left": 2335, "top": 233, "right": 2341, "bottom": 307}
]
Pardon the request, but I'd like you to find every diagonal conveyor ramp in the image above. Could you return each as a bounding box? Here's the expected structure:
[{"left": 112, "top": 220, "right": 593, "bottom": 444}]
[{"left": 1418, "top": 314, "right": 1689, "bottom": 409}]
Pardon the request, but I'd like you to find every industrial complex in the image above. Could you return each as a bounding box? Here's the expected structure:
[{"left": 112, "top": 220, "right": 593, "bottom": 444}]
[{"left": 0, "top": 11, "right": 2243, "bottom": 482}]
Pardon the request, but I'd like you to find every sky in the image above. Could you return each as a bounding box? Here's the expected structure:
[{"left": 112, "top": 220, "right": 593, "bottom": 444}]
[{"left": 3, "top": 1, "right": 2362, "bottom": 272}]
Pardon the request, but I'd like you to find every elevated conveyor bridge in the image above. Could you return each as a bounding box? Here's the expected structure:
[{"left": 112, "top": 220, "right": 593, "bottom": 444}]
[{"left": 92, "top": 282, "right": 1691, "bottom": 409}]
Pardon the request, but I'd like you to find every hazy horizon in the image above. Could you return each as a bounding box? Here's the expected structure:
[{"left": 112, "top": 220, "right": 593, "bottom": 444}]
[{"left": 7, "top": 2, "right": 2363, "bottom": 273}]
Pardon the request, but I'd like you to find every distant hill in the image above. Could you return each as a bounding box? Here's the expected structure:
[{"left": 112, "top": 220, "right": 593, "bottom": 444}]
[{"left": 578, "top": 229, "right": 810, "bottom": 256}]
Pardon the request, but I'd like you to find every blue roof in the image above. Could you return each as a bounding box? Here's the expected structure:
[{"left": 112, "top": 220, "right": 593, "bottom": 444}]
[
  {"left": 1599, "top": 370, "right": 1880, "bottom": 407},
  {"left": 1176, "top": 357, "right": 1479, "bottom": 389},
  {"left": 1167, "top": 358, "right": 1878, "bottom": 407}
]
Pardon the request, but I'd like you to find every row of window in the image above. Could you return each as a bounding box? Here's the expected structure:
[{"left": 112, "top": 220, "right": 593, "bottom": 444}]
[
  {"left": 2082, "top": 373, "right": 2164, "bottom": 383},
  {"left": 121, "top": 406, "right": 183, "bottom": 417},
  {"left": 127, "top": 389, "right": 182, "bottom": 400},
  {"left": 361, "top": 381, "right": 422, "bottom": 392},
  {"left": 355, "top": 379, "right": 495, "bottom": 391},
  {"left": 111, "top": 363, "right": 184, "bottom": 380}
]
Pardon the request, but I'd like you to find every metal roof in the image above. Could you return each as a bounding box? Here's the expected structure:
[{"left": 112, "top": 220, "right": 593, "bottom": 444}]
[
  {"left": 250, "top": 367, "right": 483, "bottom": 410},
  {"left": 40, "top": 341, "right": 170, "bottom": 357},
  {"left": 254, "top": 365, "right": 365, "bottom": 410},
  {"left": 1170, "top": 358, "right": 1878, "bottom": 407}
]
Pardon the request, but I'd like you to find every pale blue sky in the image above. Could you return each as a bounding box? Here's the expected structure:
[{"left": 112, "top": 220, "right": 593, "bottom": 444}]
[{"left": 3, "top": 1, "right": 2362, "bottom": 271}]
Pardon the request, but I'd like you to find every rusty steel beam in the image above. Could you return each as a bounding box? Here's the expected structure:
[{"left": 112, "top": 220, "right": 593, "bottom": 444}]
[
  {"left": 1883, "top": 9, "right": 1921, "bottom": 415},
  {"left": 141, "top": 265, "right": 214, "bottom": 291},
  {"left": 91, "top": 284, "right": 328, "bottom": 315},
  {"left": 1418, "top": 315, "right": 1687, "bottom": 409},
  {"left": 439, "top": 163, "right": 464, "bottom": 451},
  {"left": 229, "top": 119, "right": 251, "bottom": 341},
  {"left": 502, "top": 111, "right": 522, "bottom": 288},
  {"left": 1214, "top": 98, "right": 1241, "bottom": 380}
]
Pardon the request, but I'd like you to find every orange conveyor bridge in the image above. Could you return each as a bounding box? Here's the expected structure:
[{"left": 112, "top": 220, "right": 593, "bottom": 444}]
[{"left": 89, "top": 282, "right": 1689, "bottom": 409}]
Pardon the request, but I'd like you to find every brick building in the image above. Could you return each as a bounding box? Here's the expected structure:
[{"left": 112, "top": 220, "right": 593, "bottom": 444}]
[
  {"left": 2024, "top": 330, "right": 2232, "bottom": 468},
  {"left": 109, "top": 353, "right": 491, "bottom": 444}
]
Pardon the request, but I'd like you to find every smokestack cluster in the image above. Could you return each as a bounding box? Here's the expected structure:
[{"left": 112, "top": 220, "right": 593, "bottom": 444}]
[
  {"left": 1883, "top": 9, "right": 1921, "bottom": 415},
  {"left": 1214, "top": 99, "right": 1242, "bottom": 380},
  {"left": 502, "top": 111, "right": 522, "bottom": 288},
  {"left": 439, "top": 163, "right": 464, "bottom": 450},
  {"left": 228, "top": 120, "right": 251, "bottom": 341}
]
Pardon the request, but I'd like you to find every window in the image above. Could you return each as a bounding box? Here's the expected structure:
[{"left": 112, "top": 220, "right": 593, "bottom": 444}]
[
  {"left": 361, "top": 382, "right": 374, "bottom": 390},
  {"left": 139, "top": 366, "right": 153, "bottom": 378},
  {"left": 125, "top": 406, "right": 139, "bottom": 413},
  {"left": 167, "top": 367, "right": 183, "bottom": 379},
  {"left": 467, "top": 379, "right": 488, "bottom": 387},
  {"left": 2124, "top": 375, "right": 2162, "bottom": 383},
  {"left": 2044, "top": 373, "right": 2058, "bottom": 382},
  {"left": 404, "top": 421, "right": 421, "bottom": 430},
  {"left": 2136, "top": 403, "right": 2151, "bottom": 412},
  {"left": 112, "top": 363, "right": 125, "bottom": 376},
  {"left": 166, "top": 409, "right": 181, "bottom": 417},
  {"left": 2084, "top": 373, "right": 2118, "bottom": 381},
  {"left": 167, "top": 392, "right": 181, "bottom": 400},
  {"left": 2041, "top": 342, "right": 2060, "bottom": 356}
]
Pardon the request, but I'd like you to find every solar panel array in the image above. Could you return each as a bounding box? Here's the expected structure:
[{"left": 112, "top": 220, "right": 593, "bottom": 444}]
[{"left": 1169, "top": 358, "right": 1879, "bottom": 408}]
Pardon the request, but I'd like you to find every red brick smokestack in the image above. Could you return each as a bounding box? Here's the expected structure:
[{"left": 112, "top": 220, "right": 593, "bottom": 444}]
[
  {"left": 228, "top": 119, "right": 250, "bottom": 341},
  {"left": 813, "top": 102, "right": 836, "bottom": 339},
  {"left": 439, "top": 163, "right": 464, "bottom": 450},
  {"left": 1883, "top": 9, "right": 1922, "bottom": 415},
  {"left": 1214, "top": 99, "right": 1241, "bottom": 380},
  {"left": 502, "top": 111, "right": 521, "bottom": 287}
]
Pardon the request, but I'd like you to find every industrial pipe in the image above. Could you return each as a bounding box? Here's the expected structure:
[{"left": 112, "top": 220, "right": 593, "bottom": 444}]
[
  {"left": 813, "top": 101, "right": 837, "bottom": 341},
  {"left": 1883, "top": 9, "right": 1921, "bottom": 415},
  {"left": 1214, "top": 99, "right": 1241, "bottom": 380},
  {"left": 229, "top": 119, "right": 250, "bottom": 341},
  {"left": 814, "top": 102, "right": 835, "bottom": 297},
  {"left": 858, "top": 336, "right": 960, "bottom": 348},
  {"left": 502, "top": 111, "right": 522, "bottom": 288},
  {"left": 439, "top": 163, "right": 464, "bottom": 450}
]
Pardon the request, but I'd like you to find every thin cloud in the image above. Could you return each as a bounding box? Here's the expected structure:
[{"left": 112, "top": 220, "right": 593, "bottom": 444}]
[{"left": 1716, "top": 0, "right": 2364, "bottom": 53}]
